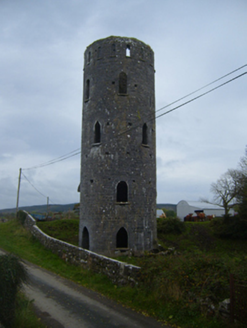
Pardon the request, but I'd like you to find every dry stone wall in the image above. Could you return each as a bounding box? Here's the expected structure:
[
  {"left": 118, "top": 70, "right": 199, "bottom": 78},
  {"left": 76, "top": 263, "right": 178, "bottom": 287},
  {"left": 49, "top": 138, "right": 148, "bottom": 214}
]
[{"left": 23, "top": 212, "right": 140, "bottom": 285}]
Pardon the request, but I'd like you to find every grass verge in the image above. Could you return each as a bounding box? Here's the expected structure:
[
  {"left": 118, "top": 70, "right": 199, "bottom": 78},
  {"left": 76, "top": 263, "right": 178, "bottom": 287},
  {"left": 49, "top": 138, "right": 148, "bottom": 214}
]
[
  {"left": 14, "top": 292, "right": 45, "bottom": 328},
  {"left": 0, "top": 217, "right": 246, "bottom": 328}
]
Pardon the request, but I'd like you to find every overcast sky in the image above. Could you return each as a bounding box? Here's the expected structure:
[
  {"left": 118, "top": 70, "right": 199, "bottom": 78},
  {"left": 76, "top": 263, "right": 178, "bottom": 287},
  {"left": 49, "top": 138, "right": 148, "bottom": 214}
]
[{"left": 1, "top": 0, "right": 246, "bottom": 210}]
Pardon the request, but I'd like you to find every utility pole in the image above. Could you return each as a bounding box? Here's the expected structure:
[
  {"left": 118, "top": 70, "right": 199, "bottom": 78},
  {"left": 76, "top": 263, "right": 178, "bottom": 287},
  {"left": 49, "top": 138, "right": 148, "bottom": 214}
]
[
  {"left": 47, "top": 196, "right": 49, "bottom": 217},
  {"left": 16, "top": 168, "right": 22, "bottom": 216}
]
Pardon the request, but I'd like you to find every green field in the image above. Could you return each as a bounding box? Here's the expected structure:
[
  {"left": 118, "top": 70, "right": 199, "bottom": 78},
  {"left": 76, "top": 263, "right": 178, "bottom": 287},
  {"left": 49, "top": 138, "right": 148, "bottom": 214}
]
[
  {"left": 0, "top": 214, "right": 246, "bottom": 328},
  {"left": 37, "top": 218, "right": 79, "bottom": 246}
]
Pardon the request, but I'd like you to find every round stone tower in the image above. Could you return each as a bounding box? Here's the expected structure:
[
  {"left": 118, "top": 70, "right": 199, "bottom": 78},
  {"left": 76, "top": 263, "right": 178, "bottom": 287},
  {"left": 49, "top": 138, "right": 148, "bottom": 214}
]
[{"left": 79, "top": 36, "right": 157, "bottom": 256}]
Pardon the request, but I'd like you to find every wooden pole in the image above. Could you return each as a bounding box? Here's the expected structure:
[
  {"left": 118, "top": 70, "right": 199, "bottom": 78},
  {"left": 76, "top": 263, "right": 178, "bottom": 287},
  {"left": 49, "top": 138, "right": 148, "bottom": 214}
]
[
  {"left": 47, "top": 197, "right": 49, "bottom": 217},
  {"left": 16, "top": 168, "right": 22, "bottom": 216}
]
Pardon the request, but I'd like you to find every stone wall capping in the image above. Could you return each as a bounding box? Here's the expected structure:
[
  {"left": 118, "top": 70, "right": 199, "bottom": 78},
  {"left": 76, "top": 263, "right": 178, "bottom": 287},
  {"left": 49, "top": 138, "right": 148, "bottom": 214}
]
[{"left": 23, "top": 211, "right": 140, "bottom": 286}]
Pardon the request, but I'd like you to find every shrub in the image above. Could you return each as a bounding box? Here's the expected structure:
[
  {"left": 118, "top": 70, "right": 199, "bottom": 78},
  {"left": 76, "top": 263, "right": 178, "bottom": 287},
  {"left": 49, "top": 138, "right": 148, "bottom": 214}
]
[
  {"left": 162, "top": 208, "right": 176, "bottom": 218},
  {"left": 0, "top": 254, "right": 28, "bottom": 328},
  {"left": 138, "top": 252, "right": 231, "bottom": 306},
  {"left": 157, "top": 217, "right": 185, "bottom": 235},
  {"left": 211, "top": 216, "right": 247, "bottom": 239},
  {"left": 188, "top": 224, "right": 215, "bottom": 252}
]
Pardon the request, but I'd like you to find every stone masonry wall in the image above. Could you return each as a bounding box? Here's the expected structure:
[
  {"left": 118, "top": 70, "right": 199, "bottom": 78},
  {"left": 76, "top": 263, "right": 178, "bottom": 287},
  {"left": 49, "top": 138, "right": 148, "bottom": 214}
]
[
  {"left": 80, "top": 36, "right": 157, "bottom": 256},
  {"left": 23, "top": 212, "right": 140, "bottom": 285}
]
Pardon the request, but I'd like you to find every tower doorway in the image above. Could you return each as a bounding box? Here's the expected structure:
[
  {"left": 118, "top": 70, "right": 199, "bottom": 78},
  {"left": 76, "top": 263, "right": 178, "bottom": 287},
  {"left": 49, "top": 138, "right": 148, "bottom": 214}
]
[
  {"left": 116, "top": 227, "right": 128, "bottom": 248},
  {"left": 82, "top": 227, "right": 89, "bottom": 250}
]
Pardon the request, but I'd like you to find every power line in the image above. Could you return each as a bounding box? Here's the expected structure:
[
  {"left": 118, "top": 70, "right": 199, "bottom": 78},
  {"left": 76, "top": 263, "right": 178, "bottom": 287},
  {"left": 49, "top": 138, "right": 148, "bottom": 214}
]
[
  {"left": 35, "top": 148, "right": 80, "bottom": 166},
  {"left": 23, "top": 149, "right": 81, "bottom": 170},
  {"left": 117, "top": 71, "right": 247, "bottom": 137},
  {"left": 21, "top": 172, "right": 57, "bottom": 205},
  {"left": 17, "top": 65, "right": 246, "bottom": 210},
  {"left": 155, "top": 64, "right": 247, "bottom": 115},
  {"left": 117, "top": 64, "right": 247, "bottom": 137},
  {"left": 22, "top": 172, "right": 47, "bottom": 199},
  {"left": 22, "top": 65, "right": 246, "bottom": 170},
  {"left": 155, "top": 72, "right": 247, "bottom": 121}
]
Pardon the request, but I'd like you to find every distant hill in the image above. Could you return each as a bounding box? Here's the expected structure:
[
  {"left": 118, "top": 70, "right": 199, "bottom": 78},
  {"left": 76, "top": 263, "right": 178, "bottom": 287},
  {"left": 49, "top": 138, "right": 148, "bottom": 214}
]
[
  {"left": 0, "top": 203, "right": 77, "bottom": 215},
  {"left": 1, "top": 203, "right": 176, "bottom": 215},
  {"left": 157, "top": 203, "right": 177, "bottom": 212}
]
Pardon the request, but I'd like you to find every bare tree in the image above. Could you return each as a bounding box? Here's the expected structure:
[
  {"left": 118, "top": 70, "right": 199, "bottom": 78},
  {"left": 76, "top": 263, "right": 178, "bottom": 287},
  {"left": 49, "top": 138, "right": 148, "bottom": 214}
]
[
  {"left": 239, "top": 146, "right": 247, "bottom": 174},
  {"left": 210, "top": 169, "right": 243, "bottom": 216},
  {"left": 207, "top": 147, "right": 247, "bottom": 218},
  {"left": 237, "top": 146, "right": 247, "bottom": 217}
]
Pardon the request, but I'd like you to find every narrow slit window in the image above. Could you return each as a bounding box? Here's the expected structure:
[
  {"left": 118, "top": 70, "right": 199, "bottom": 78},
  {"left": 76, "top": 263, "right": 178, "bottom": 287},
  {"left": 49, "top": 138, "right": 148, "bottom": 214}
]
[
  {"left": 116, "top": 181, "right": 128, "bottom": 202},
  {"left": 126, "top": 45, "right": 130, "bottom": 57},
  {"left": 140, "top": 47, "right": 144, "bottom": 60},
  {"left": 142, "top": 123, "right": 148, "bottom": 145},
  {"left": 86, "top": 79, "right": 90, "bottom": 100},
  {"left": 119, "top": 72, "right": 127, "bottom": 94},
  {"left": 94, "top": 121, "right": 101, "bottom": 143},
  {"left": 112, "top": 43, "right": 116, "bottom": 55},
  {"left": 97, "top": 46, "right": 101, "bottom": 59},
  {"left": 88, "top": 51, "right": 91, "bottom": 63},
  {"left": 116, "top": 227, "right": 128, "bottom": 248}
]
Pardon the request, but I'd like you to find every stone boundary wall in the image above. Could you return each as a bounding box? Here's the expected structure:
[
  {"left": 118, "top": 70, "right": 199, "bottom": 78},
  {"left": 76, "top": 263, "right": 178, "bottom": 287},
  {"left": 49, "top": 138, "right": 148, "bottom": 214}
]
[{"left": 23, "top": 212, "right": 140, "bottom": 285}]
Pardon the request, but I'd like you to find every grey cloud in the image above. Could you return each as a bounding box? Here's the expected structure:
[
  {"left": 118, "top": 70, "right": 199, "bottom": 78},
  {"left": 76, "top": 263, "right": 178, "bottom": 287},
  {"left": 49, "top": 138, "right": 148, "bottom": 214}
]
[{"left": 0, "top": 0, "right": 246, "bottom": 209}]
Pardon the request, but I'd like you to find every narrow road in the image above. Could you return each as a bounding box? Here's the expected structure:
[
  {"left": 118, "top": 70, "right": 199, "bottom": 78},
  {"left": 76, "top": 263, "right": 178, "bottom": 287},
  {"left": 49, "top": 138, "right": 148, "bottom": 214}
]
[{"left": 0, "top": 250, "right": 168, "bottom": 328}]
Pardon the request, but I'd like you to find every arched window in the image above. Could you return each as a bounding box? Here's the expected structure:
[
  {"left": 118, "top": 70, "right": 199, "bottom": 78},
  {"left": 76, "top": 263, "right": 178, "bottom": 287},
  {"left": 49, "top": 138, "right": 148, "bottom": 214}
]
[
  {"left": 82, "top": 227, "right": 89, "bottom": 250},
  {"left": 142, "top": 123, "right": 148, "bottom": 145},
  {"left": 116, "top": 227, "right": 128, "bottom": 248},
  {"left": 94, "top": 121, "right": 101, "bottom": 143},
  {"left": 116, "top": 181, "right": 128, "bottom": 202},
  {"left": 119, "top": 72, "right": 127, "bottom": 94},
  {"left": 126, "top": 45, "right": 131, "bottom": 57},
  {"left": 85, "top": 79, "right": 90, "bottom": 100}
]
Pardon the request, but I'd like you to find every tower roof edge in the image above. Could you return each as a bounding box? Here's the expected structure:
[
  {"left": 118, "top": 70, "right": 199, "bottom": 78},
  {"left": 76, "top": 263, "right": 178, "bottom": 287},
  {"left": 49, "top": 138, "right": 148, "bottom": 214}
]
[{"left": 85, "top": 36, "right": 153, "bottom": 51}]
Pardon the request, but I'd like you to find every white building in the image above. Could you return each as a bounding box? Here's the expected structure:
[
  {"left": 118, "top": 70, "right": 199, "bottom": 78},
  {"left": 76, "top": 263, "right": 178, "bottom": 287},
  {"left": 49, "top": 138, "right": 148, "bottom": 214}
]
[
  {"left": 177, "top": 200, "right": 234, "bottom": 220},
  {"left": 156, "top": 209, "right": 164, "bottom": 218}
]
